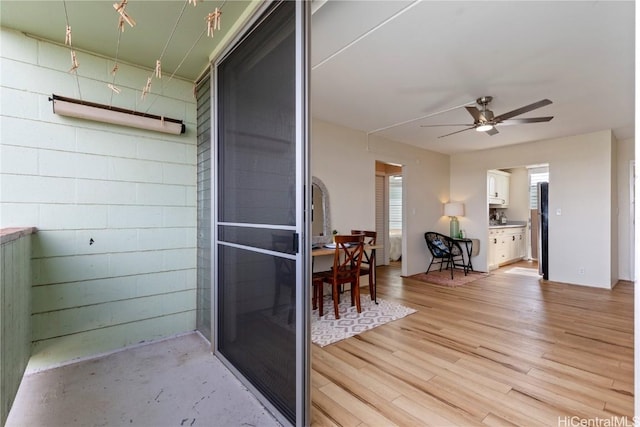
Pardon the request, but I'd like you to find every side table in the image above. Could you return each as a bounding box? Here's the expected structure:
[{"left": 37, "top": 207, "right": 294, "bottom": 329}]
[{"left": 453, "top": 237, "right": 474, "bottom": 273}]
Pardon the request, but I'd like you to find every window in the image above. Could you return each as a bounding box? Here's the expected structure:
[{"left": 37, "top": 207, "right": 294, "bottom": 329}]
[
  {"left": 529, "top": 166, "right": 549, "bottom": 209},
  {"left": 389, "top": 175, "right": 402, "bottom": 231}
]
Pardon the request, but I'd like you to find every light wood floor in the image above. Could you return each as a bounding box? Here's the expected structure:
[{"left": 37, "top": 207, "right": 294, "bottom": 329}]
[{"left": 311, "top": 261, "right": 634, "bottom": 426}]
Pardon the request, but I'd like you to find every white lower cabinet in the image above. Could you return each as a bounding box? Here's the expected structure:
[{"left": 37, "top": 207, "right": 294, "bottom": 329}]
[
  {"left": 488, "top": 226, "right": 526, "bottom": 270},
  {"left": 488, "top": 229, "right": 499, "bottom": 270}
]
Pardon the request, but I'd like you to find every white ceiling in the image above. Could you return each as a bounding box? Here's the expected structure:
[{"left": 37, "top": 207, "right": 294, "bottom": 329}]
[
  {"left": 1, "top": 1, "right": 634, "bottom": 155},
  {"left": 311, "top": 1, "right": 635, "bottom": 154}
]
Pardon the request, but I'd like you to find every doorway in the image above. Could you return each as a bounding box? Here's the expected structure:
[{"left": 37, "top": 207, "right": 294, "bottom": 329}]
[
  {"left": 375, "top": 161, "right": 403, "bottom": 267},
  {"left": 212, "top": 2, "right": 310, "bottom": 426},
  {"left": 528, "top": 165, "right": 549, "bottom": 262},
  {"left": 630, "top": 160, "right": 635, "bottom": 280}
]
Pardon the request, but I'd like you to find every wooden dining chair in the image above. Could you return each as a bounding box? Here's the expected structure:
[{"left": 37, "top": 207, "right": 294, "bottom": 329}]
[
  {"left": 351, "top": 230, "right": 377, "bottom": 301},
  {"left": 313, "top": 234, "right": 365, "bottom": 319}
]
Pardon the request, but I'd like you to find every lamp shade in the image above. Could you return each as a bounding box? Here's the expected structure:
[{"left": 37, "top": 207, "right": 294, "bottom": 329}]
[{"left": 444, "top": 202, "right": 464, "bottom": 217}]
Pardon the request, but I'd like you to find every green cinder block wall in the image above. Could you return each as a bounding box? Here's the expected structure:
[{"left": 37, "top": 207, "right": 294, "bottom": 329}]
[{"left": 1, "top": 27, "right": 198, "bottom": 370}]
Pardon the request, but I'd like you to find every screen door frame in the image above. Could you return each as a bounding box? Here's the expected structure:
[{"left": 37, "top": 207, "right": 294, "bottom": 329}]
[{"left": 211, "top": 1, "right": 310, "bottom": 426}]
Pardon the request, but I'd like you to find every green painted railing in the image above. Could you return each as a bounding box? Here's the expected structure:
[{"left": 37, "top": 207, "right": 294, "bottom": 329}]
[{"left": 0, "top": 227, "right": 35, "bottom": 426}]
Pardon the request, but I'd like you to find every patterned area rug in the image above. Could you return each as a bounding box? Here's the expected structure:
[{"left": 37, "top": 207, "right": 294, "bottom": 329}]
[
  {"left": 405, "top": 269, "right": 488, "bottom": 287},
  {"left": 311, "top": 295, "right": 416, "bottom": 347}
]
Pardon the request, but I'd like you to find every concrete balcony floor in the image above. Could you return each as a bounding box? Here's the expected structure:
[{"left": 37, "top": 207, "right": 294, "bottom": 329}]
[{"left": 6, "top": 333, "right": 281, "bottom": 427}]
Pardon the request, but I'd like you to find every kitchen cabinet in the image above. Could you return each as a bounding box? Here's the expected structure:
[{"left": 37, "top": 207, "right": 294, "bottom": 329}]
[
  {"left": 506, "top": 227, "right": 526, "bottom": 261},
  {"left": 488, "top": 226, "right": 526, "bottom": 270},
  {"left": 487, "top": 170, "right": 510, "bottom": 206},
  {"left": 514, "top": 228, "right": 526, "bottom": 260},
  {"left": 488, "top": 228, "right": 500, "bottom": 269}
]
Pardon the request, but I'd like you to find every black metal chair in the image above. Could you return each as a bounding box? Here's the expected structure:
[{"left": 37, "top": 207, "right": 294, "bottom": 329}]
[{"left": 424, "top": 232, "right": 467, "bottom": 279}]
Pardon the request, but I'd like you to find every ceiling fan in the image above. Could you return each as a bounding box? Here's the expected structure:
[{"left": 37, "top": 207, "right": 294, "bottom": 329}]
[{"left": 421, "top": 96, "right": 553, "bottom": 138}]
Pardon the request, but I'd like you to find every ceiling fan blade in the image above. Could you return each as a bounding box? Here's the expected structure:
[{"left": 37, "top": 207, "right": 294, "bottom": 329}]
[
  {"left": 485, "top": 127, "right": 499, "bottom": 136},
  {"left": 465, "top": 106, "right": 484, "bottom": 122},
  {"left": 420, "top": 123, "right": 475, "bottom": 127},
  {"left": 493, "top": 99, "right": 552, "bottom": 122},
  {"left": 497, "top": 116, "right": 554, "bottom": 125},
  {"left": 437, "top": 126, "right": 476, "bottom": 138}
]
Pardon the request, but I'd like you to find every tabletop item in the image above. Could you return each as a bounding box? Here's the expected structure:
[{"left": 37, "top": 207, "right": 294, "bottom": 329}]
[
  {"left": 324, "top": 242, "right": 350, "bottom": 249},
  {"left": 444, "top": 202, "right": 464, "bottom": 238}
]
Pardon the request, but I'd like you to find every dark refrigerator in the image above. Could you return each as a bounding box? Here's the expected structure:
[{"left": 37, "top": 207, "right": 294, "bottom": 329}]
[{"left": 537, "top": 182, "right": 549, "bottom": 279}]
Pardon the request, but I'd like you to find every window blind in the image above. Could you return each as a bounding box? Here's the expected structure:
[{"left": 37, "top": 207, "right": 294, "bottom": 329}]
[
  {"left": 389, "top": 176, "right": 402, "bottom": 231},
  {"left": 375, "top": 175, "right": 385, "bottom": 239},
  {"left": 529, "top": 168, "right": 549, "bottom": 209}
]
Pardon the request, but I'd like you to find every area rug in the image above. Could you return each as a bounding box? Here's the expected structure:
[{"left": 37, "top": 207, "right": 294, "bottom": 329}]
[
  {"left": 505, "top": 266, "right": 541, "bottom": 277},
  {"left": 311, "top": 295, "right": 416, "bottom": 347},
  {"left": 405, "top": 269, "right": 488, "bottom": 287}
]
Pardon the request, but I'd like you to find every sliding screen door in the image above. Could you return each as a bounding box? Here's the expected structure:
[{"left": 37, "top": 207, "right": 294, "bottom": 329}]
[{"left": 214, "top": 2, "right": 309, "bottom": 426}]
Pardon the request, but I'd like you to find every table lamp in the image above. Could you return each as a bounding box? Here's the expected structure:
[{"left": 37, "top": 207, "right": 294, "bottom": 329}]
[{"left": 444, "top": 202, "right": 464, "bottom": 238}]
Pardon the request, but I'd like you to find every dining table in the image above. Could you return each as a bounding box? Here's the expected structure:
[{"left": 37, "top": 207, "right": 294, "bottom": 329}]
[{"left": 312, "top": 242, "right": 383, "bottom": 302}]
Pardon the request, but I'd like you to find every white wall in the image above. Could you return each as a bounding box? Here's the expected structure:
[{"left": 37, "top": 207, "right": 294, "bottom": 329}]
[
  {"left": 312, "top": 120, "right": 633, "bottom": 286},
  {"left": 504, "top": 167, "right": 529, "bottom": 223},
  {"left": 312, "top": 119, "right": 450, "bottom": 276},
  {"left": 617, "top": 138, "right": 634, "bottom": 280},
  {"left": 0, "top": 28, "right": 197, "bottom": 368},
  {"left": 502, "top": 167, "right": 530, "bottom": 256},
  {"left": 610, "top": 136, "right": 619, "bottom": 284},
  {"left": 451, "top": 130, "right": 626, "bottom": 288}
]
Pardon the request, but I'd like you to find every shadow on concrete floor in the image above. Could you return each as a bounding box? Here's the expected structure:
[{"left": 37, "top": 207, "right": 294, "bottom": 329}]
[{"left": 7, "top": 332, "right": 281, "bottom": 427}]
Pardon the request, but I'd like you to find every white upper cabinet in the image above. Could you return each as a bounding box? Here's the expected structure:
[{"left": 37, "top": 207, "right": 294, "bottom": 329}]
[{"left": 487, "top": 169, "right": 510, "bottom": 206}]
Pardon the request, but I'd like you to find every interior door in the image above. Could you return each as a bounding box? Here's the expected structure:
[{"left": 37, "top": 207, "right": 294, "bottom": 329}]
[
  {"left": 375, "top": 174, "right": 386, "bottom": 265},
  {"left": 213, "top": 2, "right": 309, "bottom": 426},
  {"left": 530, "top": 208, "right": 539, "bottom": 260}
]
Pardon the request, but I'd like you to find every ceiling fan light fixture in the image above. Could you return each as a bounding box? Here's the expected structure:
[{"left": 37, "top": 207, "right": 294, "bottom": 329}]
[{"left": 428, "top": 97, "right": 552, "bottom": 138}]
